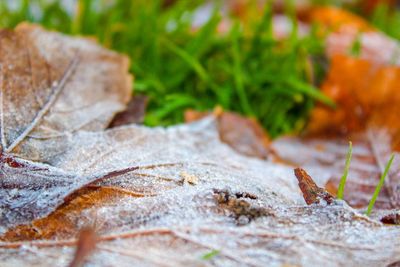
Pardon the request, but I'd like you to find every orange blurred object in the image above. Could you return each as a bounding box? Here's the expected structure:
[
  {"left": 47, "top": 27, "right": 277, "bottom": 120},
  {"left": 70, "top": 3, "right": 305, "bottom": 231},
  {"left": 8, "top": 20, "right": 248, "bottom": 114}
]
[
  {"left": 308, "top": 54, "right": 400, "bottom": 136},
  {"left": 310, "top": 6, "right": 374, "bottom": 33}
]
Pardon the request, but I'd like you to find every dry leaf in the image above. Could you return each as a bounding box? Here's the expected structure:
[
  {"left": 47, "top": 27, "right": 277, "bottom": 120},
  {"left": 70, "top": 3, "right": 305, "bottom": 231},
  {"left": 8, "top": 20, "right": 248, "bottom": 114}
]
[
  {"left": 0, "top": 24, "right": 399, "bottom": 266},
  {"left": 294, "top": 168, "right": 334, "bottom": 205},
  {"left": 0, "top": 23, "right": 132, "bottom": 161},
  {"left": 185, "top": 109, "right": 270, "bottom": 159},
  {"left": 272, "top": 30, "right": 400, "bottom": 219},
  {"left": 308, "top": 54, "right": 400, "bottom": 135},
  {"left": 0, "top": 22, "right": 132, "bottom": 230},
  {"left": 108, "top": 95, "right": 148, "bottom": 127}
]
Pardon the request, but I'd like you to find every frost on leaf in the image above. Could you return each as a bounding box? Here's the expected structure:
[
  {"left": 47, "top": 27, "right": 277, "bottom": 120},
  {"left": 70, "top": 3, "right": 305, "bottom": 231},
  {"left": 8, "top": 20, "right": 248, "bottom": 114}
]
[
  {"left": 0, "top": 24, "right": 399, "bottom": 266},
  {"left": 0, "top": 23, "right": 132, "bottom": 161},
  {"left": 0, "top": 22, "right": 132, "bottom": 232}
]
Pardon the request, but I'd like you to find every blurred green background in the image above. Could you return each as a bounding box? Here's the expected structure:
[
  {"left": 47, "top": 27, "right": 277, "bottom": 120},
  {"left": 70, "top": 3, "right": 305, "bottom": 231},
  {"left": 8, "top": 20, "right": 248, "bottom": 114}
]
[{"left": 1, "top": 0, "right": 399, "bottom": 137}]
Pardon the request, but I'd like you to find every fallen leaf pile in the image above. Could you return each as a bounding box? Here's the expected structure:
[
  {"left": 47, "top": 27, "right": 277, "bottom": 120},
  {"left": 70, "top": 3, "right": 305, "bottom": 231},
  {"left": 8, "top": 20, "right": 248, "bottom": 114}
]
[{"left": 0, "top": 23, "right": 400, "bottom": 267}]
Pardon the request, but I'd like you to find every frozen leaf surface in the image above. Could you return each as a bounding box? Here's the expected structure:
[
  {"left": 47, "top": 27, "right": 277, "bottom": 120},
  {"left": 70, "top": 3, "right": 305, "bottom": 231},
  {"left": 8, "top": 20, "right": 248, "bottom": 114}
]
[
  {"left": 0, "top": 24, "right": 399, "bottom": 267},
  {"left": 0, "top": 118, "right": 400, "bottom": 266},
  {"left": 0, "top": 23, "right": 132, "bottom": 161}
]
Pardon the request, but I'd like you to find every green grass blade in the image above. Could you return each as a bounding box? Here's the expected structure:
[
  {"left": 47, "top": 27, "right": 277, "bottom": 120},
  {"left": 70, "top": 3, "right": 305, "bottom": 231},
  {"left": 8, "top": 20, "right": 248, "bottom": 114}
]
[
  {"left": 201, "top": 250, "right": 220, "bottom": 260},
  {"left": 286, "top": 78, "right": 336, "bottom": 108},
  {"left": 366, "top": 154, "right": 395, "bottom": 216},
  {"left": 231, "top": 23, "right": 253, "bottom": 115},
  {"left": 337, "top": 141, "right": 352, "bottom": 199},
  {"left": 160, "top": 37, "right": 210, "bottom": 84}
]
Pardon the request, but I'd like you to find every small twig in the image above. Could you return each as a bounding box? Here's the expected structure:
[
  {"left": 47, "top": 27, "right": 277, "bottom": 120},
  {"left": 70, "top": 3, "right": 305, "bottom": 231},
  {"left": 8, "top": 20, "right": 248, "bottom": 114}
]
[{"left": 68, "top": 227, "right": 97, "bottom": 267}]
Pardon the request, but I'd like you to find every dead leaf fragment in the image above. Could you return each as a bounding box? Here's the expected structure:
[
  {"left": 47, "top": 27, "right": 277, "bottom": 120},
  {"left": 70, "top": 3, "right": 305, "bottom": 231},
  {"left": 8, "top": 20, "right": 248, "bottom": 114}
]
[
  {"left": 185, "top": 109, "right": 270, "bottom": 159},
  {"left": 108, "top": 95, "right": 147, "bottom": 127},
  {"left": 294, "top": 168, "right": 334, "bottom": 205},
  {"left": 380, "top": 213, "right": 400, "bottom": 225}
]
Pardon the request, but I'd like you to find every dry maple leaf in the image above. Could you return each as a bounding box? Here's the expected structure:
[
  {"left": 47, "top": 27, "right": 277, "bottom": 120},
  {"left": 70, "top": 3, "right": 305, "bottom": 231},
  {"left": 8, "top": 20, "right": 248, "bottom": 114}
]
[
  {"left": 0, "top": 23, "right": 132, "bottom": 229},
  {"left": 0, "top": 24, "right": 400, "bottom": 267}
]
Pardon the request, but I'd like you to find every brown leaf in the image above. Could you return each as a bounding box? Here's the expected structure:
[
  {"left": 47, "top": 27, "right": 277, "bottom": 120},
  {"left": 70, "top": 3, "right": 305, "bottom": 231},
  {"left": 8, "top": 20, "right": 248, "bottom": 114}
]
[
  {"left": 308, "top": 54, "right": 400, "bottom": 136},
  {"left": 185, "top": 108, "right": 270, "bottom": 159},
  {"left": 0, "top": 23, "right": 134, "bottom": 228},
  {"left": 294, "top": 168, "right": 334, "bottom": 205},
  {"left": 1, "top": 187, "right": 138, "bottom": 241},
  {"left": 108, "top": 95, "right": 148, "bottom": 127},
  {"left": 380, "top": 213, "right": 400, "bottom": 225},
  {"left": 294, "top": 49, "right": 400, "bottom": 211},
  {"left": 0, "top": 23, "right": 132, "bottom": 161}
]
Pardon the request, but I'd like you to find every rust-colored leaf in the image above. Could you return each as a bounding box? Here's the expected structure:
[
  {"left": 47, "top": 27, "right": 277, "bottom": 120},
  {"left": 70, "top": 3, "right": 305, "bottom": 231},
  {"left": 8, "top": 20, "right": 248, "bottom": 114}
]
[
  {"left": 108, "top": 95, "right": 147, "bottom": 127},
  {"left": 294, "top": 168, "right": 334, "bottom": 205},
  {"left": 185, "top": 108, "right": 270, "bottom": 159},
  {"left": 308, "top": 54, "right": 400, "bottom": 136},
  {"left": 1, "top": 187, "right": 137, "bottom": 241}
]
